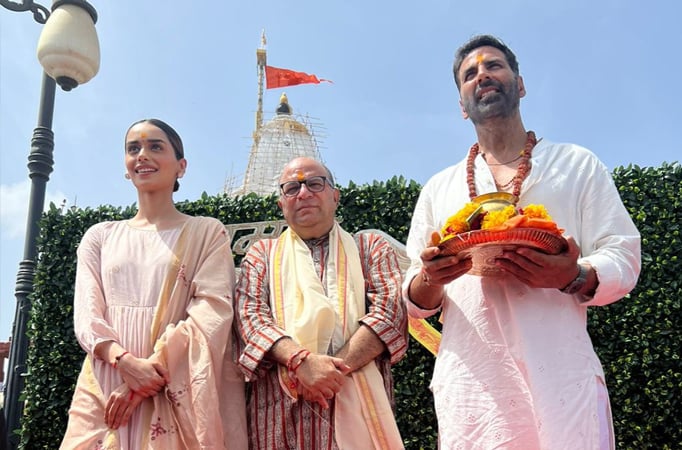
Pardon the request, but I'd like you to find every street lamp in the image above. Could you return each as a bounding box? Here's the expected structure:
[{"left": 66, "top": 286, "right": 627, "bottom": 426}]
[{"left": 1, "top": 1, "right": 99, "bottom": 448}]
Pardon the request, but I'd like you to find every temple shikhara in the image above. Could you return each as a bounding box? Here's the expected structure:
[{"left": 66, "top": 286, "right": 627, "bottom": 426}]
[{"left": 227, "top": 32, "right": 326, "bottom": 196}]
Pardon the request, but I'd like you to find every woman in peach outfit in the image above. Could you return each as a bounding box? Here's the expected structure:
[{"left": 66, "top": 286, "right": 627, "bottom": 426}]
[{"left": 61, "top": 119, "right": 247, "bottom": 449}]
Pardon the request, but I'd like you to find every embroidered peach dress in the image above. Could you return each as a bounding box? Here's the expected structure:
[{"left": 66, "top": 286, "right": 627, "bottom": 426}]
[{"left": 61, "top": 217, "right": 247, "bottom": 450}]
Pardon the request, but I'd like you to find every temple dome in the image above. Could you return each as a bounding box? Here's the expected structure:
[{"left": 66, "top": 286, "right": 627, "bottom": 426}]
[{"left": 232, "top": 93, "right": 323, "bottom": 196}]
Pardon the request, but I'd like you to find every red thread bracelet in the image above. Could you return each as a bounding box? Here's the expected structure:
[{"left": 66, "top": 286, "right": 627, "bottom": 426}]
[
  {"left": 113, "top": 351, "right": 130, "bottom": 369},
  {"left": 286, "top": 349, "right": 306, "bottom": 372},
  {"left": 290, "top": 350, "right": 311, "bottom": 373},
  {"left": 128, "top": 390, "right": 135, "bottom": 400},
  {"left": 286, "top": 348, "right": 310, "bottom": 373}
]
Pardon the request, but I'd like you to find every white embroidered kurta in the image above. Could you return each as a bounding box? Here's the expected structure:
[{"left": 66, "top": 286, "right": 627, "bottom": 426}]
[{"left": 403, "top": 139, "right": 641, "bottom": 449}]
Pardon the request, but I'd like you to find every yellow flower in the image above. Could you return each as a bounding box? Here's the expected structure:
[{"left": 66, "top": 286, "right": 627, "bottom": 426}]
[
  {"left": 441, "top": 202, "right": 479, "bottom": 237},
  {"left": 521, "top": 204, "right": 552, "bottom": 220},
  {"left": 481, "top": 205, "right": 517, "bottom": 229},
  {"left": 438, "top": 200, "right": 560, "bottom": 244}
]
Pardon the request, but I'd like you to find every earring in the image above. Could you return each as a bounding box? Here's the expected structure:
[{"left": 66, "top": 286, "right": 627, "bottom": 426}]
[{"left": 124, "top": 173, "right": 131, "bottom": 179}]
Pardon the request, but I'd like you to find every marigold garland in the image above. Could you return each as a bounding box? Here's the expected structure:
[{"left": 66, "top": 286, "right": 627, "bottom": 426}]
[
  {"left": 520, "top": 204, "right": 552, "bottom": 220},
  {"left": 440, "top": 202, "right": 479, "bottom": 237},
  {"left": 481, "top": 205, "right": 517, "bottom": 229},
  {"left": 438, "top": 202, "right": 562, "bottom": 243}
]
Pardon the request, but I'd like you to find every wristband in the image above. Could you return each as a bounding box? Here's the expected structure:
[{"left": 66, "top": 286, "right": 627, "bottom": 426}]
[
  {"left": 290, "top": 350, "right": 310, "bottom": 373},
  {"left": 559, "top": 265, "right": 588, "bottom": 295},
  {"left": 286, "top": 348, "right": 311, "bottom": 373},
  {"left": 113, "top": 351, "right": 130, "bottom": 369}
]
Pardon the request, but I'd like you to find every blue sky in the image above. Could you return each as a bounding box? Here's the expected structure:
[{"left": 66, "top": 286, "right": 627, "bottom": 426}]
[{"left": 1, "top": 0, "right": 680, "bottom": 341}]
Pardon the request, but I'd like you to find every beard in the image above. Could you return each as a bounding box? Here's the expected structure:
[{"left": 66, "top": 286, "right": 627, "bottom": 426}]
[{"left": 462, "top": 77, "right": 521, "bottom": 125}]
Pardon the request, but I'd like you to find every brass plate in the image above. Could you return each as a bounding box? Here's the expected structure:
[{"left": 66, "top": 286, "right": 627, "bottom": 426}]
[{"left": 438, "top": 228, "right": 568, "bottom": 277}]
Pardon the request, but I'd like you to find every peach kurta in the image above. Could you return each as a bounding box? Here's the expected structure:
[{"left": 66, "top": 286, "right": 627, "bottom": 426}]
[{"left": 61, "top": 216, "right": 247, "bottom": 450}]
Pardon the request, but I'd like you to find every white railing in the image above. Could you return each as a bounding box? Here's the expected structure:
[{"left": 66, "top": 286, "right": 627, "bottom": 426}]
[
  {"left": 225, "top": 221, "right": 410, "bottom": 274},
  {"left": 225, "top": 220, "right": 289, "bottom": 257}
]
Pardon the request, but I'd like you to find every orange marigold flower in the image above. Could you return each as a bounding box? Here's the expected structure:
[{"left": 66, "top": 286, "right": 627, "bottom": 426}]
[
  {"left": 521, "top": 204, "right": 552, "bottom": 221},
  {"left": 440, "top": 202, "right": 479, "bottom": 237},
  {"left": 481, "top": 205, "right": 517, "bottom": 229},
  {"left": 438, "top": 200, "right": 561, "bottom": 243}
]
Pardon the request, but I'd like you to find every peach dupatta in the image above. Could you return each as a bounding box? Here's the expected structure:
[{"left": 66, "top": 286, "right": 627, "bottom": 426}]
[{"left": 61, "top": 217, "right": 246, "bottom": 450}]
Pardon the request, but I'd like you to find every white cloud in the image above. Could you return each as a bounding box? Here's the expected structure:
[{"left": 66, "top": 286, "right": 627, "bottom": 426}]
[{"left": 0, "top": 180, "right": 68, "bottom": 239}]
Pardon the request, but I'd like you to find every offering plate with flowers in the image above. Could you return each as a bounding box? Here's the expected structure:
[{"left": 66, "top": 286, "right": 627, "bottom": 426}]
[{"left": 436, "top": 192, "right": 568, "bottom": 276}]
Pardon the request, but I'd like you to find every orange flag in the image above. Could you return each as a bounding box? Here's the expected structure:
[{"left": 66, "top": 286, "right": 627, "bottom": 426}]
[{"left": 265, "top": 65, "right": 332, "bottom": 89}]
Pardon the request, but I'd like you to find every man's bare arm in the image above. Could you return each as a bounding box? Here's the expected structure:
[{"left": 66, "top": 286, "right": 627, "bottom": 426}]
[{"left": 334, "top": 325, "right": 386, "bottom": 373}]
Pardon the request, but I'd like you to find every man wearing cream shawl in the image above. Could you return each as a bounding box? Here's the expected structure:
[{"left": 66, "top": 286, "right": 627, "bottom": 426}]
[{"left": 236, "top": 157, "right": 408, "bottom": 449}]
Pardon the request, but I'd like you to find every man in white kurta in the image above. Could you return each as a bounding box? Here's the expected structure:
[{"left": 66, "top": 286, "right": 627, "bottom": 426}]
[{"left": 403, "top": 35, "right": 641, "bottom": 450}]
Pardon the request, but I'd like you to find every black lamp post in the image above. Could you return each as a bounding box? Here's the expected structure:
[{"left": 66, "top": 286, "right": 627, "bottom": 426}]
[{"left": 0, "top": 1, "right": 99, "bottom": 448}]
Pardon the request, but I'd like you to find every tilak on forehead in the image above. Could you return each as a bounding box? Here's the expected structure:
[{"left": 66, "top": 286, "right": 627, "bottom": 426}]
[
  {"left": 475, "top": 53, "right": 485, "bottom": 64},
  {"left": 295, "top": 170, "right": 305, "bottom": 181},
  {"left": 140, "top": 132, "right": 148, "bottom": 139}
]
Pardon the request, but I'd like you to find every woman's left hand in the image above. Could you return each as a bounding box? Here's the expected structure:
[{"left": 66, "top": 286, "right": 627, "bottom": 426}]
[{"left": 104, "top": 385, "right": 145, "bottom": 429}]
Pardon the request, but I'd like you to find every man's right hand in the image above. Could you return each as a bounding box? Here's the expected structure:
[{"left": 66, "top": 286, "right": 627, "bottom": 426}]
[
  {"left": 420, "top": 245, "right": 473, "bottom": 287},
  {"left": 407, "top": 240, "right": 473, "bottom": 310}
]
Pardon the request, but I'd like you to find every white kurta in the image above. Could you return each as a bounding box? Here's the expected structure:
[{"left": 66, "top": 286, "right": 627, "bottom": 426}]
[{"left": 403, "top": 139, "right": 641, "bottom": 449}]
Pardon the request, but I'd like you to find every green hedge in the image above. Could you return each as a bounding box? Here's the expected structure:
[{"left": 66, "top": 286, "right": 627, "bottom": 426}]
[
  {"left": 14, "top": 167, "right": 681, "bottom": 449},
  {"left": 589, "top": 163, "right": 681, "bottom": 449}
]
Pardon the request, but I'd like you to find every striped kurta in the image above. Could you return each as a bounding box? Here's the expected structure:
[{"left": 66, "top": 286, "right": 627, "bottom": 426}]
[{"left": 236, "top": 231, "right": 408, "bottom": 450}]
